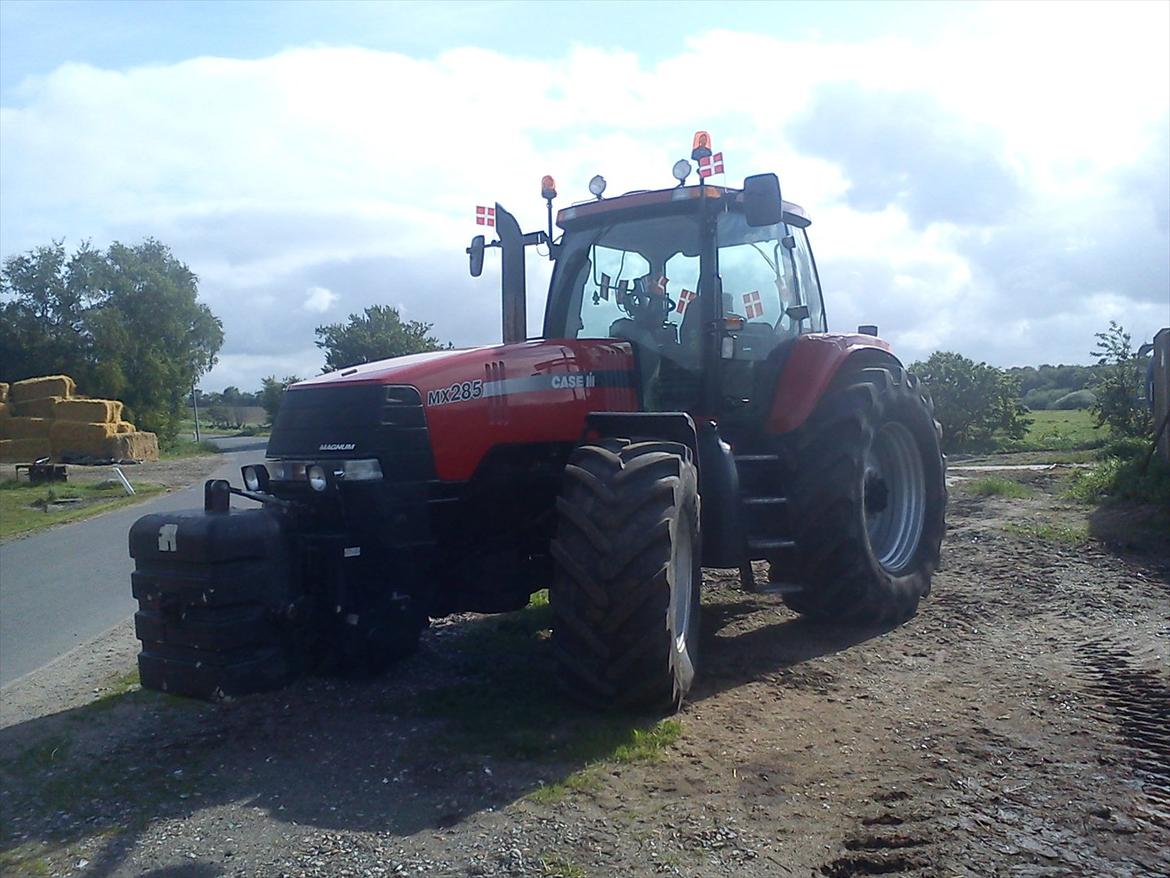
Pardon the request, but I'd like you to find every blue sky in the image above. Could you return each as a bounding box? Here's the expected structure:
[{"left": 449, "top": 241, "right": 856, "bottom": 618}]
[{"left": 1, "top": 0, "right": 1167, "bottom": 391}]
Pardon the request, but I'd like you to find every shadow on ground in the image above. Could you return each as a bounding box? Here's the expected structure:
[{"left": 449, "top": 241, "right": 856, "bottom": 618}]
[{"left": 0, "top": 586, "right": 901, "bottom": 877}]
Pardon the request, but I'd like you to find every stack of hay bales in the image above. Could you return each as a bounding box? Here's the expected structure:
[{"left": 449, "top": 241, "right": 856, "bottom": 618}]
[{"left": 0, "top": 374, "right": 159, "bottom": 463}]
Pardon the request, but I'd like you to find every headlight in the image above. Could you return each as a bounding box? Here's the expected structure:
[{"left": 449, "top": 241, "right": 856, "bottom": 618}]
[
  {"left": 241, "top": 465, "right": 269, "bottom": 492},
  {"left": 307, "top": 465, "right": 328, "bottom": 492}
]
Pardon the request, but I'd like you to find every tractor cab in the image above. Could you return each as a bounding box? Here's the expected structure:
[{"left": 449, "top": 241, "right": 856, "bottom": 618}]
[
  {"left": 544, "top": 183, "right": 826, "bottom": 424},
  {"left": 470, "top": 141, "right": 827, "bottom": 437}
]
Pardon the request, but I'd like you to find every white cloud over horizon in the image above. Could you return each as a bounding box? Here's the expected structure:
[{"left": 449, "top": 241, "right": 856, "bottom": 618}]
[{"left": 1, "top": 2, "right": 1167, "bottom": 391}]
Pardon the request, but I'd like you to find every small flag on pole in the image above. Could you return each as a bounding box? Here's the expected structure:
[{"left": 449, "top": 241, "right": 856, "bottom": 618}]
[
  {"left": 653, "top": 275, "right": 669, "bottom": 295},
  {"left": 697, "top": 152, "right": 724, "bottom": 178},
  {"left": 476, "top": 206, "right": 496, "bottom": 227},
  {"left": 676, "top": 289, "right": 696, "bottom": 314},
  {"left": 743, "top": 290, "right": 763, "bottom": 319},
  {"left": 599, "top": 273, "right": 612, "bottom": 300}
]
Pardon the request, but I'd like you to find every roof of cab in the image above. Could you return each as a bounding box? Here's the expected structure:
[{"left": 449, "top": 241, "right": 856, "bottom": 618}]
[{"left": 556, "top": 184, "right": 810, "bottom": 229}]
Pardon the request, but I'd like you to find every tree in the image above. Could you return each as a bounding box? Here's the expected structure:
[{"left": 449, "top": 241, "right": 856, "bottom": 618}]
[
  {"left": 1090, "top": 321, "right": 1151, "bottom": 438},
  {"left": 910, "top": 352, "right": 1032, "bottom": 453},
  {"left": 1, "top": 239, "right": 224, "bottom": 443},
  {"left": 315, "top": 304, "right": 446, "bottom": 373},
  {"left": 261, "top": 375, "right": 301, "bottom": 424}
]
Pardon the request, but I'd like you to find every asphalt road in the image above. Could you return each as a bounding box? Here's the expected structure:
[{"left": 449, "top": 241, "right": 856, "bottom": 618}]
[{"left": 0, "top": 441, "right": 267, "bottom": 688}]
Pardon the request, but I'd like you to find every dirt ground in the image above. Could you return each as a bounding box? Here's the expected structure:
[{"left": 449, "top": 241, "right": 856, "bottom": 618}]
[{"left": 1, "top": 469, "right": 1167, "bottom": 878}]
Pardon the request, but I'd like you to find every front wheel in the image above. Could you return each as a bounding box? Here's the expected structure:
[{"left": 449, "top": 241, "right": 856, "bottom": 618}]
[
  {"left": 777, "top": 364, "right": 946, "bottom": 623},
  {"left": 550, "top": 439, "right": 701, "bottom": 712}
]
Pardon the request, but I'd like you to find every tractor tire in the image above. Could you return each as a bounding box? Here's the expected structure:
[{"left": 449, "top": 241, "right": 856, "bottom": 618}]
[
  {"left": 776, "top": 364, "right": 945, "bottom": 623},
  {"left": 550, "top": 439, "right": 701, "bottom": 713}
]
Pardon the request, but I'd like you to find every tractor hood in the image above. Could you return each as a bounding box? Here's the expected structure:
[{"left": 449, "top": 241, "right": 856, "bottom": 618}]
[{"left": 273, "top": 339, "right": 639, "bottom": 481}]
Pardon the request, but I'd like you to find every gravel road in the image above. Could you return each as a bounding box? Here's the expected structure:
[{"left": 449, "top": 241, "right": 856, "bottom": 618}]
[{"left": 1, "top": 468, "right": 1167, "bottom": 878}]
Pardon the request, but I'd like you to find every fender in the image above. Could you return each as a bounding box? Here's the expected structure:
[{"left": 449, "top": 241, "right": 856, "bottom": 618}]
[{"left": 766, "top": 333, "right": 897, "bottom": 434}]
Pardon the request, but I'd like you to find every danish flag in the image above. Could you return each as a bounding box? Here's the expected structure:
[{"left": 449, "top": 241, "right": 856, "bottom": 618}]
[
  {"left": 653, "top": 275, "right": 669, "bottom": 294},
  {"left": 743, "top": 290, "right": 764, "bottom": 319},
  {"left": 599, "top": 273, "right": 612, "bottom": 301},
  {"left": 476, "top": 205, "right": 496, "bottom": 227},
  {"left": 676, "top": 288, "right": 696, "bottom": 314},
  {"left": 697, "top": 151, "right": 724, "bottom": 178}
]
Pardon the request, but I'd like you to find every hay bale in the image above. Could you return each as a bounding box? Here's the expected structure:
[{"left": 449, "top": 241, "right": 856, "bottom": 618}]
[
  {"left": 10, "top": 375, "right": 75, "bottom": 403},
  {"left": 116, "top": 421, "right": 136, "bottom": 434},
  {"left": 0, "top": 438, "right": 51, "bottom": 463},
  {"left": 5, "top": 417, "right": 53, "bottom": 440},
  {"left": 55, "top": 398, "right": 124, "bottom": 423},
  {"left": 0, "top": 382, "right": 8, "bottom": 403},
  {"left": 50, "top": 420, "right": 119, "bottom": 458},
  {"left": 107, "top": 431, "right": 159, "bottom": 462},
  {"left": 13, "top": 395, "right": 63, "bottom": 418},
  {"left": 50, "top": 420, "right": 119, "bottom": 444}
]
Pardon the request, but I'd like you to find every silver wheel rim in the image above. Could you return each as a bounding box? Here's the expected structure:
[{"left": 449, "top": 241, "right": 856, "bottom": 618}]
[
  {"left": 669, "top": 514, "right": 694, "bottom": 653},
  {"left": 864, "top": 421, "right": 926, "bottom": 574}
]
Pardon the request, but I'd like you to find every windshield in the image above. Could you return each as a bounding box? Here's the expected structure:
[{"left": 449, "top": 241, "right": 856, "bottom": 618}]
[
  {"left": 549, "top": 213, "right": 703, "bottom": 349},
  {"left": 549, "top": 206, "right": 825, "bottom": 346}
]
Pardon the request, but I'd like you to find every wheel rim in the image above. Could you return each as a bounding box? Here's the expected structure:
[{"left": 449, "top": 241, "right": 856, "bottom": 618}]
[
  {"left": 864, "top": 421, "right": 926, "bottom": 574},
  {"left": 669, "top": 515, "right": 695, "bottom": 654}
]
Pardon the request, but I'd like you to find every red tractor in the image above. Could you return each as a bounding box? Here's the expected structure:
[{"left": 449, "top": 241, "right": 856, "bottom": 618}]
[{"left": 129, "top": 138, "right": 945, "bottom": 711}]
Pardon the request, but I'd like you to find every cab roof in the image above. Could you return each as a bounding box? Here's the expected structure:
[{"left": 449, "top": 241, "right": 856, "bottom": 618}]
[{"left": 556, "top": 184, "right": 810, "bottom": 229}]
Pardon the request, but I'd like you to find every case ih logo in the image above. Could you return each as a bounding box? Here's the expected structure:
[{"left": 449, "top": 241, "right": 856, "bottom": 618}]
[{"left": 319, "top": 443, "right": 356, "bottom": 451}]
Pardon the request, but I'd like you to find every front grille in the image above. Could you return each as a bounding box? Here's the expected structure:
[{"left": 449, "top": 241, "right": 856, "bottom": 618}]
[{"left": 267, "top": 384, "right": 435, "bottom": 483}]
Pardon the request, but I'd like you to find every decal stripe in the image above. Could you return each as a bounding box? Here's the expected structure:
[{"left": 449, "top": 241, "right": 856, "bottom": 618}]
[{"left": 480, "top": 370, "right": 637, "bottom": 398}]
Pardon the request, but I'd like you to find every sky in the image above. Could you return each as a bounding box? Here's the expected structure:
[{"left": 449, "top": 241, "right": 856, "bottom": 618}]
[{"left": 1, "top": 0, "right": 1167, "bottom": 393}]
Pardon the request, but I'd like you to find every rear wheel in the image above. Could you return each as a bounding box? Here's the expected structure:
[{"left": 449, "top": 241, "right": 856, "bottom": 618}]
[
  {"left": 775, "top": 364, "right": 945, "bottom": 623},
  {"left": 550, "top": 439, "right": 701, "bottom": 712}
]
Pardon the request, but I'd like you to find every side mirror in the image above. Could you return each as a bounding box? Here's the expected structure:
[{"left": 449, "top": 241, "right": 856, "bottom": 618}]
[
  {"left": 742, "top": 173, "right": 783, "bottom": 227},
  {"left": 467, "top": 235, "right": 485, "bottom": 277}
]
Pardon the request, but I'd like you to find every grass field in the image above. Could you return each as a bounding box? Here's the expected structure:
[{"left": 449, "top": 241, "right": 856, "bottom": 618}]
[
  {"left": 159, "top": 437, "right": 224, "bottom": 459},
  {"left": 1003, "top": 408, "right": 1106, "bottom": 453},
  {"left": 0, "top": 479, "right": 166, "bottom": 540}
]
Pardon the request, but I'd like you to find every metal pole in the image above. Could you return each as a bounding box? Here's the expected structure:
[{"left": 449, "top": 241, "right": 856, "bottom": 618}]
[{"left": 191, "top": 384, "right": 201, "bottom": 442}]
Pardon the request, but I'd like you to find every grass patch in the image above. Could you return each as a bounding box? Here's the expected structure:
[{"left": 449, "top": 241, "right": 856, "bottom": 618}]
[
  {"left": 84, "top": 666, "right": 143, "bottom": 713},
  {"left": 0, "top": 479, "right": 166, "bottom": 540},
  {"left": 999, "top": 409, "right": 1106, "bottom": 453},
  {"left": 403, "top": 589, "right": 683, "bottom": 806},
  {"left": 1002, "top": 520, "right": 1090, "bottom": 545},
  {"left": 540, "top": 854, "right": 588, "bottom": 878},
  {"left": 160, "top": 437, "right": 223, "bottom": 458},
  {"left": 963, "top": 476, "right": 1034, "bottom": 499},
  {"left": 1067, "top": 443, "right": 1170, "bottom": 507}
]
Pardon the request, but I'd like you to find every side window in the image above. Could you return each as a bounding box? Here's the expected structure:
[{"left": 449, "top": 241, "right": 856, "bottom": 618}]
[
  {"left": 717, "top": 223, "right": 801, "bottom": 337},
  {"left": 792, "top": 229, "right": 826, "bottom": 332}
]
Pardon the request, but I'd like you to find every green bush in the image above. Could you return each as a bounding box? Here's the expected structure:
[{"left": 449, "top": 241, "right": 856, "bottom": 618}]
[
  {"left": 1098, "top": 437, "right": 1150, "bottom": 462},
  {"left": 910, "top": 351, "right": 1031, "bottom": 453},
  {"left": 1069, "top": 445, "right": 1170, "bottom": 507}
]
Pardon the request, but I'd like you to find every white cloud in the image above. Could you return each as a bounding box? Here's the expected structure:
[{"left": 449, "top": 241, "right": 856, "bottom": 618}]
[
  {"left": 1, "top": 6, "right": 1167, "bottom": 390},
  {"left": 302, "top": 285, "right": 338, "bottom": 313}
]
